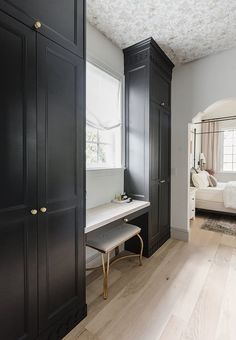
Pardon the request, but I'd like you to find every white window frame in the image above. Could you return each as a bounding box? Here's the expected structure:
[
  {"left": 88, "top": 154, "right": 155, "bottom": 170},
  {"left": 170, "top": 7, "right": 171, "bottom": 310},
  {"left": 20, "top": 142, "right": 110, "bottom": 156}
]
[
  {"left": 219, "top": 128, "right": 236, "bottom": 173},
  {"left": 86, "top": 57, "right": 125, "bottom": 171}
]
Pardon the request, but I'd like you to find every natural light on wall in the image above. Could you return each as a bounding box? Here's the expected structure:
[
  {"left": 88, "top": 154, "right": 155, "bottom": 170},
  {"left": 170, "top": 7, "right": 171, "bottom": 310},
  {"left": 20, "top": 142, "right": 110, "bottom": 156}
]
[
  {"left": 221, "top": 128, "right": 236, "bottom": 172},
  {"left": 86, "top": 62, "right": 122, "bottom": 169}
]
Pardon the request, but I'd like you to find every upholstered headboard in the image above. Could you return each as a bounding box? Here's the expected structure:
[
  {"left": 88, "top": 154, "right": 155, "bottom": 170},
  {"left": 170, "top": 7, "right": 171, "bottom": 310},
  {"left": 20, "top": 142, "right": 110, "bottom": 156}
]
[{"left": 190, "top": 167, "right": 198, "bottom": 187}]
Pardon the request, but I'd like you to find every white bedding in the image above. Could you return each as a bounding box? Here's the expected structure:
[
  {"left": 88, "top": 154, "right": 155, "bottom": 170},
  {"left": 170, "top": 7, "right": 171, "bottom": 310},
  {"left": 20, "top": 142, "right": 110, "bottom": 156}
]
[
  {"left": 195, "top": 182, "right": 236, "bottom": 213},
  {"left": 223, "top": 181, "right": 236, "bottom": 209},
  {"left": 195, "top": 182, "right": 226, "bottom": 203}
]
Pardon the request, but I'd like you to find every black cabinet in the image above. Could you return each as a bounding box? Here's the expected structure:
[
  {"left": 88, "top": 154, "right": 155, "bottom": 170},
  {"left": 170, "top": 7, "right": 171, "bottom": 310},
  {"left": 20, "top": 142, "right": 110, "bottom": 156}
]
[
  {"left": 37, "top": 36, "right": 86, "bottom": 337},
  {"left": 0, "top": 5, "right": 86, "bottom": 340},
  {"left": 124, "top": 38, "right": 174, "bottom": 257},
  {"left": 0, "top": 0, "right": 84, "bottom": 57},
  {"left": 0, "top": 11, "right": 37, "bottom": 340}
]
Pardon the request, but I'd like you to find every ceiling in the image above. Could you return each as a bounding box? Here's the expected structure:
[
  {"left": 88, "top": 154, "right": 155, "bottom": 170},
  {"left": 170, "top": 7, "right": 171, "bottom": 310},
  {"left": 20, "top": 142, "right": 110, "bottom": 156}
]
[{"left": 87, "top": 0, "right": 236, "bottom": 65}]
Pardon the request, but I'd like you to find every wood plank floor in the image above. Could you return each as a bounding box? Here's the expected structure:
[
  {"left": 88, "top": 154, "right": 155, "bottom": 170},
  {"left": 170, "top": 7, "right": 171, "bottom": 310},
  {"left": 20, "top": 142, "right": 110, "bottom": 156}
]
[{"left": 64, "top": 216, "right": 236, "bottom": 340}]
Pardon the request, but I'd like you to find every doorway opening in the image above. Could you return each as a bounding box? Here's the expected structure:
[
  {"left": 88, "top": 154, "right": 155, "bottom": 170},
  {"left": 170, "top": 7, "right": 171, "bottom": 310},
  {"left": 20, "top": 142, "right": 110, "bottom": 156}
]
[{"left": 188, "top": 98, "right": 236, "bottom": 237}]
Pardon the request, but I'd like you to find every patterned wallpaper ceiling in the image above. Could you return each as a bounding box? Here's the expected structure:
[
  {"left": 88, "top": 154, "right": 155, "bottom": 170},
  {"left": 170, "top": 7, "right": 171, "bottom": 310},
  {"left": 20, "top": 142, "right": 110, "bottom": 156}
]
[{"left": 87, "top": 0, "right": 236, "bottom": 64}]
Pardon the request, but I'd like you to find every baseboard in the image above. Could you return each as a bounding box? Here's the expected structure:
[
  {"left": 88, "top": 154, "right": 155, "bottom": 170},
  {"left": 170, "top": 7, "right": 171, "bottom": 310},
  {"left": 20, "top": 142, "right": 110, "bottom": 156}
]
[{"left": 171, "top": 227, "right": 189, "bottom": 241}]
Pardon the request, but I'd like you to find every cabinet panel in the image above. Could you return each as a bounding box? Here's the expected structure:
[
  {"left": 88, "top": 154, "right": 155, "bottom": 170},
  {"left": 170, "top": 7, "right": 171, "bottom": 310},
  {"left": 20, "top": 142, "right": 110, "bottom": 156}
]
[
  {"left": 1, "top": 0, "right": 84, "bottom": 57},
  {"left": 37, "top": 35, "right": 86, "bottom": 332},
  {"left": 39, "top": 208, "right": 79, "bottom": 320},
  {"left": 159, "top": 110, "right": 171, "bottom": 236},
  {"left": 0, "top": 11, "right": 36, "bottom": 210},
  {"left": 149, "top": 182, "right": 159, "bottom": 242},
  {"left": 0, "top": 219, "right": 37, "bottom": 340},
  {"left": 125, "top": 64, "right": 148, "bottom": 200},
  {"left": 159, "top": 110, "right": 170, "bottom": 181},
  {"left": 150, "top": 101, "right": 160, "bottom": 181},
  {"left": 0, "top": 11, "right": 37, "bottom": 339},
  {"left": 45, "top": 49, "right": 77, "bottom": 203},
  {"left": 159, "top": 182, "right": 170, "bottom": 235},
  {"left": 151, "top": 67, "right": 171, "bottom": 108}
]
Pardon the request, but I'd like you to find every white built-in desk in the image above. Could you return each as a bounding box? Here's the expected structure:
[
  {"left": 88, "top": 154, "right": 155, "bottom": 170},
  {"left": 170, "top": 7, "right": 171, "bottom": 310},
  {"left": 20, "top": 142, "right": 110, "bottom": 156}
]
[{"left": 86, "top": 200, "right": 150, "bottom": 234}]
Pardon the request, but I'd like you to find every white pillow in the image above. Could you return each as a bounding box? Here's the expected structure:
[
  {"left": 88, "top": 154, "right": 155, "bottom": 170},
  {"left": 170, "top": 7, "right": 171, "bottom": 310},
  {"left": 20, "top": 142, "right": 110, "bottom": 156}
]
[
  {"left": 192, "top": 171, "right": 209, "bottom": 188},
  {"left": 208, "top": 174, "right": 218, "bottom": 187}
]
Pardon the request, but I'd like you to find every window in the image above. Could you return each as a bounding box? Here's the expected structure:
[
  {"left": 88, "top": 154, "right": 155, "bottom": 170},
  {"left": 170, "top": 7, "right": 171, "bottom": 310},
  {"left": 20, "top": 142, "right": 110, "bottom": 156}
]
[
  {"left": 221, "top": 128, "right": 236, "bottom": 172},
  {"left": 86, "top": 62, "right": 122, "bottom": 169}
]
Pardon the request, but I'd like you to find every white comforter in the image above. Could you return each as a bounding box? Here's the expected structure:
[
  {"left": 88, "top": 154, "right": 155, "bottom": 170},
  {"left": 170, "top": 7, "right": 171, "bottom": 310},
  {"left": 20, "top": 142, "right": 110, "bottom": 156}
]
[{"left": 223, "top": 181, "right": 236, "bottom": 209}]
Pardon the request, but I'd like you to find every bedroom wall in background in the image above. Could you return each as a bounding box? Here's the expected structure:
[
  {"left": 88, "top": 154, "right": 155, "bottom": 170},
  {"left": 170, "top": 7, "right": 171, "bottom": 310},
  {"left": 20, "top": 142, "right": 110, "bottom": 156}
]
[
  {"left": 171, "top": 46, "right": 236, "bottom": 240},
  {"left": 216, "top": 172, "right": 236, "bottom": 182},
  {"left": 86, "top": 22, "right": 124, "bottom": 210}
]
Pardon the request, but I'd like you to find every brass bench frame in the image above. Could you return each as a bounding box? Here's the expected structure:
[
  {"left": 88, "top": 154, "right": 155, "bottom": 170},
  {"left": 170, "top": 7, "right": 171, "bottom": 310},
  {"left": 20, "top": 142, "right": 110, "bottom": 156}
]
[{"left": 86, "top": 232, "right": 143, "bottom": 299}]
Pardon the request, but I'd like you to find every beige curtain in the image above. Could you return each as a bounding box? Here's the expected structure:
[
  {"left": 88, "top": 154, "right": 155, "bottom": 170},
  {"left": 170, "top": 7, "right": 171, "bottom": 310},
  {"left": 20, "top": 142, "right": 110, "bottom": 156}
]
[{"left": 201, "top": 121, "right": 219, "bottom": 172}]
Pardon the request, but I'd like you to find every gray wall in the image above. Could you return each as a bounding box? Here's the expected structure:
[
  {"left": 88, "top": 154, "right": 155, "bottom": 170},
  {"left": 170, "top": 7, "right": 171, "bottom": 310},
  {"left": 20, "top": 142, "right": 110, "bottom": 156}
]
[
  {"left": 86, "top": 22, "right": 124, "bottom": 210},
  {"left": 86, "top": 22, "right": 124, "bottom": 263},
  {"left": 171, "top": 47, "right": 236, "bottom": 236}
]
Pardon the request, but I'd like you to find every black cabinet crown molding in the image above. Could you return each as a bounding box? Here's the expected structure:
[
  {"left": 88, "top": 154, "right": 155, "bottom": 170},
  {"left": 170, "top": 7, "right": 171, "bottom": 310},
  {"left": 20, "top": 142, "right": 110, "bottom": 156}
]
[{"left": 124, "top": 37, "right": 174, "bottom": 78}]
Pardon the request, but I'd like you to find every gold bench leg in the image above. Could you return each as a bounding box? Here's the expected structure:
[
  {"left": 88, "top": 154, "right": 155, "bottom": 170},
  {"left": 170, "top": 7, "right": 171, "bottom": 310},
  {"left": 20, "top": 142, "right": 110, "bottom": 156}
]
[
  {"left": 137, "top": 233, "right": 144, "bottom": 266},
  {"left": 100, "top": 232, "right": 143, "bottom": 299},
  {"left": 102, "top": 252, "right": 110, "bottom": 299}
]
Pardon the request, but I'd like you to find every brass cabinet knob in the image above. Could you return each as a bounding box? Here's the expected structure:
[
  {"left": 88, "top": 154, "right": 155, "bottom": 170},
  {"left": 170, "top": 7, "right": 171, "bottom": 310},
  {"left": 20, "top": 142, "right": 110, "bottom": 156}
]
[
  {"left": 40, "top": 207, "right": 47, "bottom": 213},
  {"left": 123, "top": 218, "right": 129, "bottom": 223},
  {"left": 31, "top": 209, "right": 38, "bottom": 215},
  {"left": 34, "top": 21, "right": 42, "bottom": 29}
]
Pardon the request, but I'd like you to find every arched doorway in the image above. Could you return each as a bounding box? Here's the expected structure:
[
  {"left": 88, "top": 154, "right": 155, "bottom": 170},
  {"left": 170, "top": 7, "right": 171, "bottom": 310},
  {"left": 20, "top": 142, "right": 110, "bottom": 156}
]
[{"left": 189, "top": 98, "right": 236, "bottom": 237}]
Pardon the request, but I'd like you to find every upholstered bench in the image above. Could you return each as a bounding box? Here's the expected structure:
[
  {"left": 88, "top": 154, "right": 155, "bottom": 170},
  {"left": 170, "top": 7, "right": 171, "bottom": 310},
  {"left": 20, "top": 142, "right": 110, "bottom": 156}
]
[{"left": 86, "top": 223, "right": 143, "bottom": 299}]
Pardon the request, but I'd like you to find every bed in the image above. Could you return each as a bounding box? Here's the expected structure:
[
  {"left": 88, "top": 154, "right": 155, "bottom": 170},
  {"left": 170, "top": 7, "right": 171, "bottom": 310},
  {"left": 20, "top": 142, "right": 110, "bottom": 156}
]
[{"left": 195, "top": 182, "right": 236, "bottom": 214}]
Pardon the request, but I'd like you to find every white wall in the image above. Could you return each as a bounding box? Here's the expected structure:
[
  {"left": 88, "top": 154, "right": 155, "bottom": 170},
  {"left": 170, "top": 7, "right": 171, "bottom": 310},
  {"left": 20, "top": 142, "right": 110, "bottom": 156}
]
[
  {"left": 86, "top": 169, "right": 124, "bottom": 209},
  {"left": 86, "top": 22, "right": 124, "bottom": 76},
  {"left": 86, "top": 22, "right": 124, "bottom": 210},
  {"left": 216, "top": 172, "right": 236, "bottom": 182},
  {"left": 171, "top": 47, "right": 236, "bottom": 238}
]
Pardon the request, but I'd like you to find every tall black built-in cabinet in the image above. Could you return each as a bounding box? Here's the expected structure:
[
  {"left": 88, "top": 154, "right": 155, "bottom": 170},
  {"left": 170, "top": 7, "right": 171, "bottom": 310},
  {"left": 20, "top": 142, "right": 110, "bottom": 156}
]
[
  {"left": 0, "top": 2, "right": 86, "bottom": 339},
  {"left": 124, "top": 38, "right": 174, "bottom": 257}
]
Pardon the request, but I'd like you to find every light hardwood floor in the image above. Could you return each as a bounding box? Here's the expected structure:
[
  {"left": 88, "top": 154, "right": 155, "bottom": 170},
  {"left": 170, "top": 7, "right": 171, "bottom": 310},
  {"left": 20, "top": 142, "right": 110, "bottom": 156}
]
[{"left": 64, "top": 216, "right": 236, "bottom": 340}]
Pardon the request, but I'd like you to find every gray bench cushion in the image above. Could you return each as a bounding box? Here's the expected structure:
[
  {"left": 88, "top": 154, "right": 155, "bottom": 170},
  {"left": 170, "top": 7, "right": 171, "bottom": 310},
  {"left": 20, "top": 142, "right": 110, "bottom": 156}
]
[{"left": 86, "top": 223, "right": 141, "bottom": 253}]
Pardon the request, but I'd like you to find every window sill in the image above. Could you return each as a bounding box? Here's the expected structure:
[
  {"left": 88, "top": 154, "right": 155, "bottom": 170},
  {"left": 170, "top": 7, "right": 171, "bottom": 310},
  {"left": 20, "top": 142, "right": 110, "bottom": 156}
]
[
  {"left": 217, "top": 171, "right": 236, "bottom": 174},
  {"left": 86, "top": 167, "right": 125, "bottom": 171}
]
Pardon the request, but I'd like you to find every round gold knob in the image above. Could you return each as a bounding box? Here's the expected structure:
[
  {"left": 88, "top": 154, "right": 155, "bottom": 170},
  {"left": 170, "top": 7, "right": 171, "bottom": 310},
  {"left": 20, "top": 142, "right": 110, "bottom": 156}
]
[
  {"left": 31, "top": 209, "right": 38, "bottom": 215},
  {"left": 34, "top": 21, "right": 42, "bottom": 29},
  {"left": 40, "top": 207, "right": 47, "bottom": 213}
]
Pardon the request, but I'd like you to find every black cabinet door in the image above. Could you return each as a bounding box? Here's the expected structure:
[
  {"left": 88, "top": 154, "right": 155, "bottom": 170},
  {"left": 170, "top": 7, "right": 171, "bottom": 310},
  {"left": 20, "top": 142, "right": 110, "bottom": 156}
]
[
  {"left": 125, "top": 64, "right": 149, "bottom": 200},
  {"left": 149, "top": 101, "right": 160, "bottom": 243},
  {"left": 0, "top": 11, "right": 37, "bottom": 340},
  {"left": 37, "top": 35, "right": 86, "bottom": 333},
  {"left": 150, "top": 103, "right": 170, "bottom": 243},
  {"left": 0, "top": 0, "right": 84, "bottom": 57},
  {"left": 159, "top": 109, "right": 171, "bottom": 237},
  {"left": 150, "top": 66, "right": 171, "bottom": 110}
]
